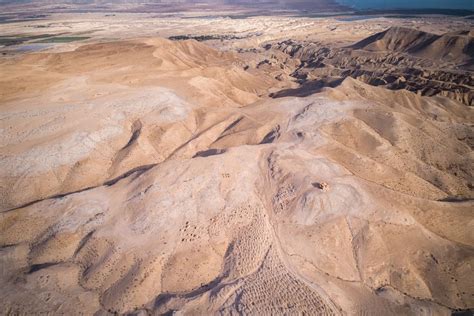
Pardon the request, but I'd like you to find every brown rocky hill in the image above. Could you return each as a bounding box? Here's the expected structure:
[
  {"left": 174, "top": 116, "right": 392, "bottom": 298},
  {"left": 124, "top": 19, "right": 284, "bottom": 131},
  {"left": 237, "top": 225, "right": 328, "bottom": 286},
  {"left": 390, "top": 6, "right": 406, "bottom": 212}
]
[
  {"left": 352, "top": 26, "right": 474, "bottom": 64},
  {"left": 1, "top": 36, "right": 473, "bottom": 314},
  {"left": 264, "top": 27, "right": 473, "bottom": 105}
]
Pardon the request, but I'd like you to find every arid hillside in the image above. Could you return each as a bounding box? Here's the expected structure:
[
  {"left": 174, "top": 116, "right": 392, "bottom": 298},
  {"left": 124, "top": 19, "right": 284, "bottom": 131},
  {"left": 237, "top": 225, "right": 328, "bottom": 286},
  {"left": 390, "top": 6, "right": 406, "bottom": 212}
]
[
  {"left": 265, "top": 27, "right": 474, "bottom": 105},
  {"left": 0, "top": 14, "right": 473, "bottom": 316}
]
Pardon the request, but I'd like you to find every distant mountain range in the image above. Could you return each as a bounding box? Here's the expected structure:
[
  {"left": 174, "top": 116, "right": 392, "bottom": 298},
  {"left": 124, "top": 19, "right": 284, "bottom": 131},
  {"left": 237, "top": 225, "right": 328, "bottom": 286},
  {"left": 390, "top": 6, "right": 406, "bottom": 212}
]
[{"left": 0, "top": 0, "right": 346, "bottom": 11}]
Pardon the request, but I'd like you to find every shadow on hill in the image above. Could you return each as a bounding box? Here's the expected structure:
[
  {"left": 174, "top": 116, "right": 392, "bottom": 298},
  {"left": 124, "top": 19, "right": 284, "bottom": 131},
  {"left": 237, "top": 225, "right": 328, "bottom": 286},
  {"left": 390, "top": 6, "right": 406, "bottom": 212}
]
[{"left": 269, "top": 77, "right": 344, "bottom": 98}]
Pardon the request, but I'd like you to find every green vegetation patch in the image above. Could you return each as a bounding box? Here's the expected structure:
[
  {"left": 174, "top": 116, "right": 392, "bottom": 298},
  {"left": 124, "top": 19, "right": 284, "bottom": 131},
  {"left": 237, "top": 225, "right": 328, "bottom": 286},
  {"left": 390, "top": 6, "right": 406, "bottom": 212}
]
[
  {"left": 169, "top": 34, "right": 242, "bottom": 42},
  {"left": 34, "top": 36, "right": 90, "bottom": 43},
  {"left": 0, "top": 34, "right": 54, "bottom": 46}
]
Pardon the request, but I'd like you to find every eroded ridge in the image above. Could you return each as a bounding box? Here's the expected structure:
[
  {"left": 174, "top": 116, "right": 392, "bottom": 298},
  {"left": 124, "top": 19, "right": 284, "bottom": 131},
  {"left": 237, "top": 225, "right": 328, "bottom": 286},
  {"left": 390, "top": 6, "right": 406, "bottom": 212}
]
[{"left": 1, "top": 15, "right": 473, "bottom": 315}]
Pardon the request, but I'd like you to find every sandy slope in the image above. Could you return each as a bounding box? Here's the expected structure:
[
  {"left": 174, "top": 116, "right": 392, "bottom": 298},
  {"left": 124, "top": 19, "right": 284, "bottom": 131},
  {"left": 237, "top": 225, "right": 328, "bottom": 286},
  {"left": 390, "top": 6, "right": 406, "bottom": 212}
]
[
  {"left": 0, "top": 36, "right": 473, "bottom": 315},
  {"left": 0, "top": 38, "right": 278, "bottom": 210}
]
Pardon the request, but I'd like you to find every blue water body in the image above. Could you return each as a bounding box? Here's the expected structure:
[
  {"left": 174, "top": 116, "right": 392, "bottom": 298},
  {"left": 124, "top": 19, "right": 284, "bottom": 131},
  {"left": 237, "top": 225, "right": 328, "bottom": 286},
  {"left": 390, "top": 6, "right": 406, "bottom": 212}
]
[
  {"left": 15, "top": 43, "right": 53, "bottom": 52},
  {"left": 335, "top": 0, "right": 474, "bottom": 10}
]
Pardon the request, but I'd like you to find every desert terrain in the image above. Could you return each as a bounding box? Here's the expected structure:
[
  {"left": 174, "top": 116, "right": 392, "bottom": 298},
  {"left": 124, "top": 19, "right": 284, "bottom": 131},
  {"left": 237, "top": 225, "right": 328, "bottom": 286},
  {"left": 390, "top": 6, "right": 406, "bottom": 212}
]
[{"left": 0, "top": 5, "right": 473, "bottom": 315}]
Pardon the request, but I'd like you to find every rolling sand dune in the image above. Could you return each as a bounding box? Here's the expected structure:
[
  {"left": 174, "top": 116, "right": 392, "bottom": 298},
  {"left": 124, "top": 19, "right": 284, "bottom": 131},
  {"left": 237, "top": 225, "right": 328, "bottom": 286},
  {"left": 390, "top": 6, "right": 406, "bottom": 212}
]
[{"left": 0, "top": 13, "right": 473, "bottom": 316}]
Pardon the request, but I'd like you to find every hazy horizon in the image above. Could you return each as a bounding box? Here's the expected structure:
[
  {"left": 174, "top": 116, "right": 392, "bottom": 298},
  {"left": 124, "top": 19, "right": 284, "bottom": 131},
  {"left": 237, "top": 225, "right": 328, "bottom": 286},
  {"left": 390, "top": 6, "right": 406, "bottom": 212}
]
[
  {"left": 0, "top": 0, "right": 473, "bottom": 10},
  {"left": 336, "top": 0, "right": 473, "bottom": 10}
]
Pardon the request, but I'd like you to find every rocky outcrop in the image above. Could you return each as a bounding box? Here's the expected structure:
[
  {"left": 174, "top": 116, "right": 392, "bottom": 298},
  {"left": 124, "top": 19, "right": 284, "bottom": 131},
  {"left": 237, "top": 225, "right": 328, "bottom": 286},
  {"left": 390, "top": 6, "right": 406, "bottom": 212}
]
[
  {"left": 352, "top": 26, "right": 474, "bottom": 64},
  {"left": 266, "top": 27, "right": 474, "bottom": 106}
]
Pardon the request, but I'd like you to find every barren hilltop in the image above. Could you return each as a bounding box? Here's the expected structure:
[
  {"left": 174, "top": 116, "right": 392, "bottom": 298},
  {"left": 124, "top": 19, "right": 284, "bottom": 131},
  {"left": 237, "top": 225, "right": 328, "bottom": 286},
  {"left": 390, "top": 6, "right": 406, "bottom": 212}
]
[{"left": 0, "top": 7, "right": 473, "bottom": 316}]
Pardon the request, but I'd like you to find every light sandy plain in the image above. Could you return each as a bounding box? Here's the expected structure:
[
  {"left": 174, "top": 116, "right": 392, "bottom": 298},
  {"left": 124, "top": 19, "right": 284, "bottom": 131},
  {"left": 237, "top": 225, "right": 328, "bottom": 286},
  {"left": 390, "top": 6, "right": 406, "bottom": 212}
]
[{"left": 0, "top": 11, "right": 473, "bottom": 315}]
